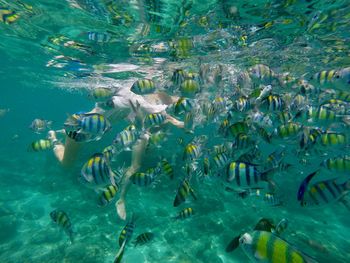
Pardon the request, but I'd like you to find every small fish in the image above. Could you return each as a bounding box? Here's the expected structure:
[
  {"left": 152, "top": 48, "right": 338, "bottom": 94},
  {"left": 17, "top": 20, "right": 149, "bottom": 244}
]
[
  {"left": 148, "top": 131, "right": 168, "bottom": 148},
  {"left": 113, "top": 128, "right": 139, "bottom": 150},
  {"left": 173, "top": 178, "right": 197, "bottom": 207},
  {"left": 322, "top": 156, "right": 350, "bottom": 173},
  {"left": 0, "top": 108, "right": 9, "bottom": 118},
  {"left": 174, "top": 97, "right": 194, "bottom": 115},
  {"left": 50, "top": 209, "right": 74, "bottom": 243},
  {"left": 98, "top": 185, "right": 119, "bottom": 207},
  {"left": 119, "top": 214, "right": 136, "bottom": 247},
  {"left": 130, "top": 167, "right": 159, "bottom": 187},
  {"left": 213, "top": 152, "right": 230, "bottom": 170},
  {"left": 301, "top": 178, "right": 350, "bottom": 208},
  {"left": 319, "top": 132, "right": 346, "bottom": 147},
  {"left": 130, "top": 79, "right": 155, "bottom": 95},
  {"left": 89, "top": 87, "right": 115, "bottom": 101},
  {"left": 311, "top": 69, "right": 338, "bottom": 85},
  {"left": 234, "top": 97, "right": 251, "bottom": 112},
  {"left": 229, "top": 121, "right": 249, "bottom": 138},
  {"left": 248, "top": 64, "right": 277, "bottom": 84},
  {"left": 180, "top": 79, "right": 200, "bottom": 98},
  {"left": 260, "top": 94, "right": 285, "bottom": 112},
  {"left": 29, "top": 119, "right": 52, "bottom": 133},
  {"left": 239, "top": 231, "right": 318, "bottom": 263},
  {"left": 297, "top": 170, "right": 319, "bottom": 202},
  {"left": 173, "top": 207, "right": 195, "bottom": 219},
  {"left": 275, "top": 122, "right": 302, "bottom": 139},
  {"left": 87, "top": 32, "right": 111, "bottom": 43},
  {"left": 29, "top": 139, "right": 52, "bottom": 152},
  {"left": 226, "top": 162, "right": 269, "bottom": 189},
  {"left": 0, "top": 8, "right": 20, "bottom": 24},
  {"left": 80, "top": 153, "right": 116, "bottom": 190},
  {"left": 159, "top": 159, "right": 174, "bottom": 179},
  {"left": 133, "top": 232, "right": 154, "bottom": 246},
  {"left": 64, "top": 113, "right": 111, "bottom": 140},
  {"left": 183, "top": 143, "right": 201, "bottom": 161},
  {"left": 171, "top": 69, "right": 189, "bottom": 86},
  {"left": 144, "top": 113, "right": 166, "bottom": 127},
  {"left": 102, "top": 145, "right": 116, "bottom": 162}
]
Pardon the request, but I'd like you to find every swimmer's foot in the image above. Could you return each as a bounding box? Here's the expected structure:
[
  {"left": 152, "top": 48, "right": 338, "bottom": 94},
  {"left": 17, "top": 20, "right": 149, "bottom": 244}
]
[{"left": 116, "top": 198, "right": 127, "bottom": 220}]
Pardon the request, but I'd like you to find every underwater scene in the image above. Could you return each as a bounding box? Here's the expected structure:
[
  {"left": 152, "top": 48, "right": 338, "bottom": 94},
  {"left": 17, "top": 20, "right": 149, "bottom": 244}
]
[{"left": 1, "top": 0, "right": 350, "bottom": 262}]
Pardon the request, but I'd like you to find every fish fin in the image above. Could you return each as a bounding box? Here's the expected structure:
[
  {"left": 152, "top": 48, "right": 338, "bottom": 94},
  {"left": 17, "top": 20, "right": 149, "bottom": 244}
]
[
  {"left": 297, "top": 170, "right": 319, "bottom": 201},
  {"left": 190, "top": 188, "right": 197, "bottom": 201},
  {"left": 226, "top": 234, "right": 241, "bottom": 253},
  {"left": 68, "top": 229, "right": 74, "bottom": 244},
  {"left": 339, "top": 196, "right": 350, "bottom": 211},
  {"left": 114, "top": 240, "right": 126, "bottom": 263},
  {"left": 64, "top": 114, "right": 80, "bottom": 127},
  {"left": 115, "top": 199, "right": 127, "bottom": 221}
]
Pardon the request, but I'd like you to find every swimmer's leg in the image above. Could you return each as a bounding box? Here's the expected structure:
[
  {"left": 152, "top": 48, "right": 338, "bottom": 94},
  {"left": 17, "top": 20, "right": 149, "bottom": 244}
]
[{"left": 116, "top": 134, "right": 149, "bottom": 220}]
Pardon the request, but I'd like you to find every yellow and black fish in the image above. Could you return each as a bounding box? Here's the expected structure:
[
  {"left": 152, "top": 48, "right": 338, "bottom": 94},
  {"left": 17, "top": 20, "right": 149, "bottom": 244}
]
[
  {"left": 50, "top": 209, "right": 74, "bottom": 243},
  {"left": 173, "top": 178, "right": 197, "bottom": 207}
]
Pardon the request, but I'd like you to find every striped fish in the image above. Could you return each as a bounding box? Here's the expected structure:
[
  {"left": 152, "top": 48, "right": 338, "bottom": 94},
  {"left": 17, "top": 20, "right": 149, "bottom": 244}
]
[
  {"left": 130, "top": 79, "right": 155, "bottom": 94},
  {"left": 119, "top": 214, "right": 136, "bottom": 247},
  {"left": 171, "top": 69, "right": 188, "bottom": 86},
  {"left": 29, "top": 139, "right": 52, "bottom": 152},
  {"left": 173, "top": 207, "right": 194, "bottom": 219},
  {"left": 0, "top": 8, "right": 20, "bottom": 24},
  {"left": 130, "top": 167, "right": 160, "bottom": 187},
  {"left": 226, "top": 162, "right": 268, "bottom": 188},
  {"left": 240, "top": 231, "right": 318, "bottom": 263},
  {"left": 144, "top": 112, "right": 166, "bottom": 127},
  {"left": 229, "top": 121, "right": 249, "bottom": 138},
  {"left": 133, "top": 232, "right": 154, "bottom": 246},
  {"left": 174, "top": 97, "right": 194, "bottom": 115},
  {"left": 180, "top": 79, "right": 200, "bottom": 97},
  {"left": 113, "top": 128, "right": 139, "bottom": 150},
  {"left": 275, "top": 122, "right": 302, "bottom": 139},
  {"left": 50, "top": 209, "right": 74, "bottom": 243},
  {"left": 64, "top": 113, "right": 111, "bottom": 139},
  {"left": 183, "top": 143, "right": 201, "bottom": 161},
  {"left": 87, "top": 32, "right": 111, "bottom": 43},
  {"left": 173, "top": 178, "right": 197, "bottom": 207},
  {"left": 213, "top": 152, "right": 230, "bottom": 170},
  {"left": 322, "top": 156, "right": 350, "bottom": 173},
  {"left": 89, "top": 87, "right": 115, "bottom": 101},
  {"left": 248, "top": 64, "right": 277, "bottom": 84},
  {"left": 319, "top": 132, "right": 346, "bottom": 147},
  {"left": 261, "top": 95, "right": 285, "bottom": 112},
  {"left": 160, "top": 159, "right": 174, "bottom": 179},
  {"left": 301, "top": 178, "right": 350, "bottom": 207},
  {"left": 98, "top": 185, "right": 118, "bottom": 207},
  {"left": 312, "top": 69, "right": 338, "bottom": 85},
  {"left": 80, "top": 153, "right": 115, "bottom": 190},
  {"left": 234, "top": 96, "right": 251, "bottom": 112}
]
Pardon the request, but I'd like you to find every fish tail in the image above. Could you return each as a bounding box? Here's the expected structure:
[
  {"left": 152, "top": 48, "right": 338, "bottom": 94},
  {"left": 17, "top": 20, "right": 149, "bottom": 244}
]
[
  {"left": 225, "top": 234, "right": 242, "bottom": 253},
  {"left": 190, "top": 188, "right": 197, "bottom": 201},
  {"left": 114, "top": 240, "right": 126, "bottom": 263}
]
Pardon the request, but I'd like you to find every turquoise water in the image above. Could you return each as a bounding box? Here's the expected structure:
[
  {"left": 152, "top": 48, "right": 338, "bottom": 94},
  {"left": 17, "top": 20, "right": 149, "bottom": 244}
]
[{"left": 1, "top": 0, "right": 350, "bottom": 262}]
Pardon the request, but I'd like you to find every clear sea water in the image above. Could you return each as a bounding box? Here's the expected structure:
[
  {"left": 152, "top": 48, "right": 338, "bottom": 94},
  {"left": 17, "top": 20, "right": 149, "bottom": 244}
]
[{"left": 1, "top": 0, "right": 350, "bottom": 262}]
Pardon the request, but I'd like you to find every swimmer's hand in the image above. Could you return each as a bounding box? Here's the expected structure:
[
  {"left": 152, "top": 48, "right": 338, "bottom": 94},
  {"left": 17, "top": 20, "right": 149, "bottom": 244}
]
[{"left": 116, "top": 198, "right": 127, "bottom": 220}]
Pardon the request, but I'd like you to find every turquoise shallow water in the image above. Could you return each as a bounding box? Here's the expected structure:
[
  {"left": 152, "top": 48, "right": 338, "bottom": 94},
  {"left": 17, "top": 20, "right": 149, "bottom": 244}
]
[{"left": 1, "top": 0, "right": 350, "bottom": 262}]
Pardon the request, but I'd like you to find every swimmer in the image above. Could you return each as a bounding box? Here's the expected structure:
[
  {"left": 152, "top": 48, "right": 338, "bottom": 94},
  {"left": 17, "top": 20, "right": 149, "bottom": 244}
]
[{"left": 48, "top": 87, "right": 184, "bottom": 220}]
